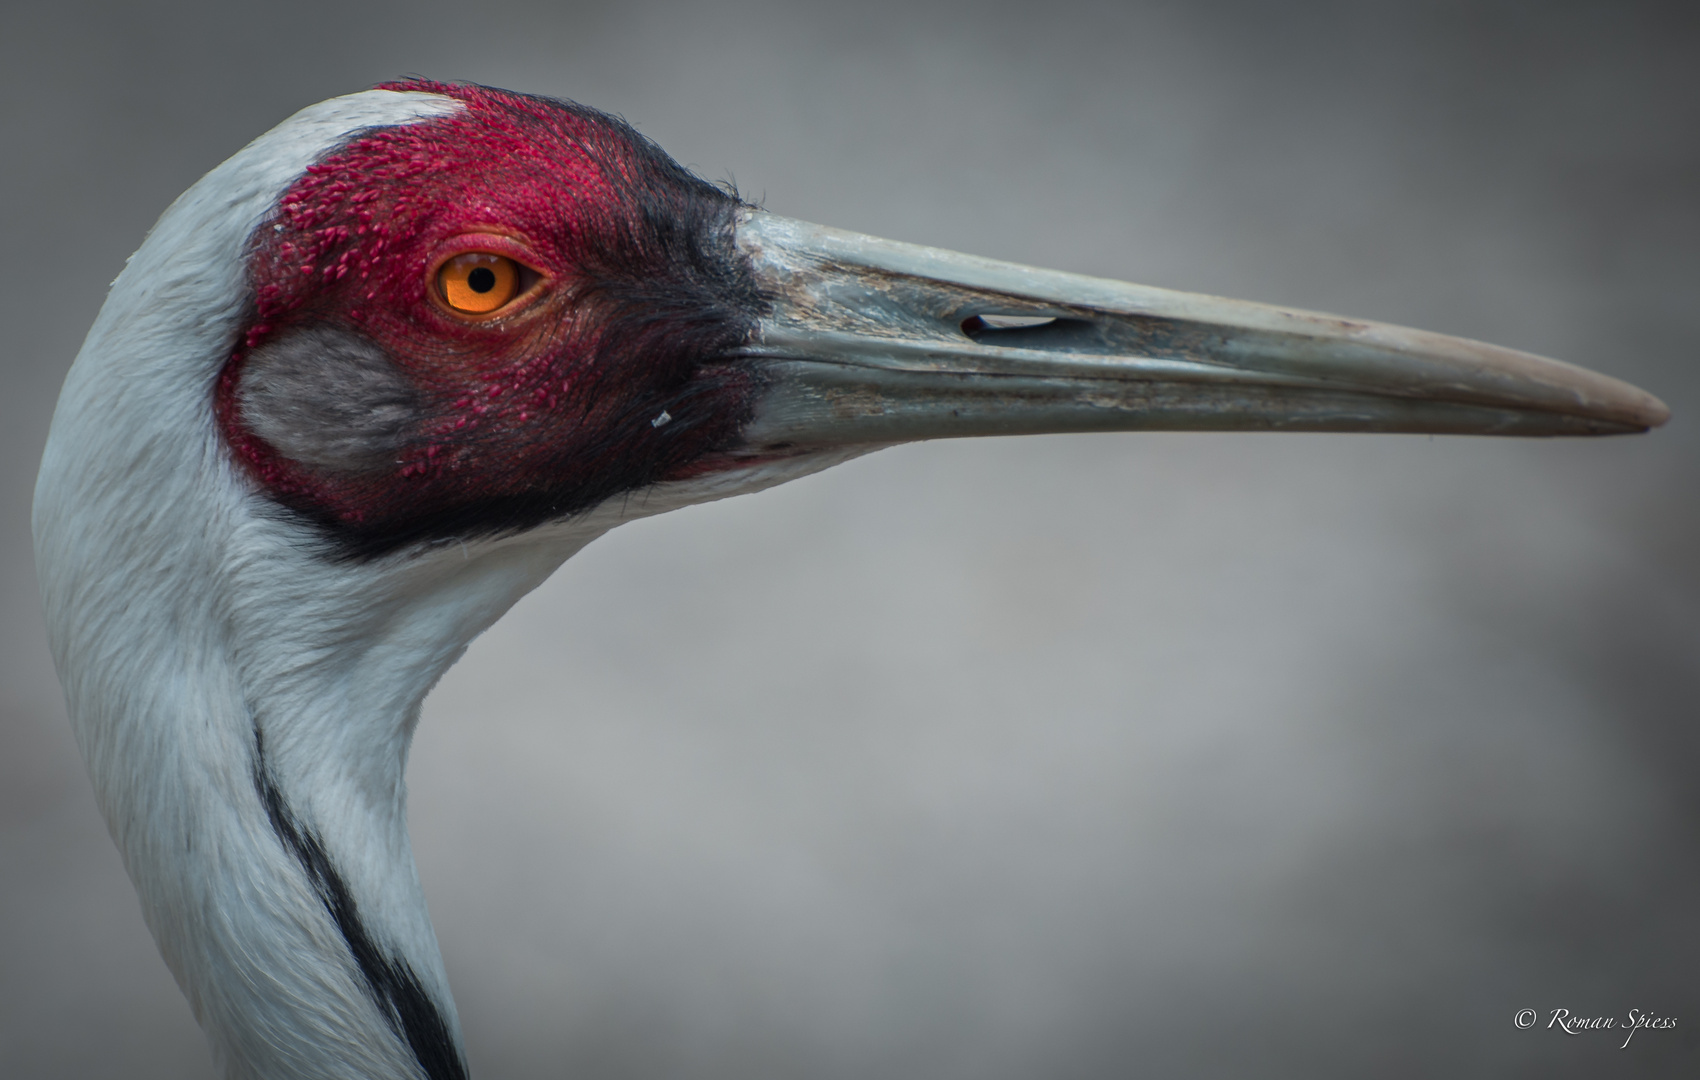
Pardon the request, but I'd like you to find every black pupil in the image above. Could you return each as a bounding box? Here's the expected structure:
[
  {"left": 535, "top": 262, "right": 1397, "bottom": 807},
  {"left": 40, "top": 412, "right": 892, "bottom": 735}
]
[{"left": 467, "top": 266, "right": 497, "bottom": 293}]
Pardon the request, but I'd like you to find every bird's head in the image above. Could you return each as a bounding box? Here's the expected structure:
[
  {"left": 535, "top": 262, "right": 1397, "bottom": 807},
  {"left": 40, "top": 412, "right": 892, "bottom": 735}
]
[
  {"left": 208, "top": 80, "right": 1665, "bottom": 563},
  {"left": 220, "top": 81, "right": 767, "bottom": 558}
]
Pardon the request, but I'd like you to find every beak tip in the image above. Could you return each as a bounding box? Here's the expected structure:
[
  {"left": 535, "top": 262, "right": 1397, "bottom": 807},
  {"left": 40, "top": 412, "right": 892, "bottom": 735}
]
[
  {"left": 1520, "top": 356, "right": 1670, "bottom": 434},
  {"left": 1597, "top": 384, "right": 1671, "bottom": 433},
  {"left": 1638, "top": 395, "right": 1673, "bottom": 431}
]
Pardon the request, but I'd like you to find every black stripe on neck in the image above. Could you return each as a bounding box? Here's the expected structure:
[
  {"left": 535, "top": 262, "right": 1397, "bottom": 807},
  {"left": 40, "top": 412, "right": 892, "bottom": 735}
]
[{"left": 253, "top": 725, "right": 468, "bottom": 1080}]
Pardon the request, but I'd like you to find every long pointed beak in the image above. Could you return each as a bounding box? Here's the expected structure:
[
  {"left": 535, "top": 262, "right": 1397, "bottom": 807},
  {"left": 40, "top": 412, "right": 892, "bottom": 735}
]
[{"left": 731, "top": 213, "right": 1669, "bottom": 450}]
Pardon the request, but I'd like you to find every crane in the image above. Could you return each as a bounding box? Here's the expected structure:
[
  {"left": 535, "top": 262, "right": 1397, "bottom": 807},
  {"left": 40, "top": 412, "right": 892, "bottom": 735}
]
[{"left": 32, "top": 81, "right": 1668, "bottom": 1080}]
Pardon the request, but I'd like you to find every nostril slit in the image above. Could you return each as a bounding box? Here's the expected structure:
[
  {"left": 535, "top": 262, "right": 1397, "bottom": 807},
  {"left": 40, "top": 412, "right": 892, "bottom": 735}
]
[
  {"left": 962, "top": 314, "right": 1059, "bottom": 336},
  {"left": 960, "top": 313, "right": 1103, "bottom": 349}
]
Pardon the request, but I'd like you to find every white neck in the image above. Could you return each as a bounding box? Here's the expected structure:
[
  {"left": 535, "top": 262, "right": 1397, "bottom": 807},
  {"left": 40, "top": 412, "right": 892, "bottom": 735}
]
[
  {"left": 35, "top": 87, "right": 863, "bottom": 1080},
  {"left": 33, "top": 88, "right": 510, "bottom": 1080}
]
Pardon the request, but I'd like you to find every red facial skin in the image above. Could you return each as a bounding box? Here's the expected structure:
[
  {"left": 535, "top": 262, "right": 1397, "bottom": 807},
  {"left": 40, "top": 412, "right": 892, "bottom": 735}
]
[{"left": 218, "top": 81, "right": 765, "bottom": 558}]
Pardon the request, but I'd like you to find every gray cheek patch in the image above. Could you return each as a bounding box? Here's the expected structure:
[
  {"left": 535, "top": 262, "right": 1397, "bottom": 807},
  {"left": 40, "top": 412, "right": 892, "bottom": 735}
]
[{"left": 238, "top": 325, "right": 422, "bottom": 473}]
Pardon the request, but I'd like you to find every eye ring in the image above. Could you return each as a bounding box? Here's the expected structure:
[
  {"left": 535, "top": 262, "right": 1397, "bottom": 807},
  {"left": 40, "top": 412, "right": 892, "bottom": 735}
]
[{"left": 428, "top": 237, "right": 548, "bottom": 321}]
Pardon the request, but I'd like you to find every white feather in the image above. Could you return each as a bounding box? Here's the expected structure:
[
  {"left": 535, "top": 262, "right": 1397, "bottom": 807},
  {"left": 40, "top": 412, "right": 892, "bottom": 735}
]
[
  {"left": 36, "top": 89, "right": 476, "bottom": 1080},
  {"left": 33, "top": 86, "right": 866, "bottom": 1079}
]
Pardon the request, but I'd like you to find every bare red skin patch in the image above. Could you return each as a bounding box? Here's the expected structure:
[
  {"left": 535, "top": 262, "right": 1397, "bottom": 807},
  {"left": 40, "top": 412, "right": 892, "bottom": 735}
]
[{"left": 218, "top": 81, "right": 765, "bottom": 558}]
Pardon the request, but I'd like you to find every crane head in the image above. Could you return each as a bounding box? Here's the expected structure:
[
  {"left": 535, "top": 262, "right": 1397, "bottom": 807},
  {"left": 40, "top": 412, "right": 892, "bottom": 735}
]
[
  {"left": 218, "top": 80, "right": 1666, "bottom": 561},
  {"left": 222, "top": 81, "right": 765, "bottom": 558}
]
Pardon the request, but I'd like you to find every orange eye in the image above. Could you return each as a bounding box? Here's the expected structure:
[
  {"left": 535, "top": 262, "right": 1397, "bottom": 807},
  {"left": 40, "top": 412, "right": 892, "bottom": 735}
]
[{"left": 438, "top": 253, "right": 521, "bottom": 314}]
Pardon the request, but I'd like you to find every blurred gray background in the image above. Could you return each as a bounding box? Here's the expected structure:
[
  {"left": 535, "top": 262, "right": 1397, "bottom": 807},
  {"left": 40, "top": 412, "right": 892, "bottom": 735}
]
[{"left": 3, "top": 1, "right": 1696, "bottom": 1077}]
